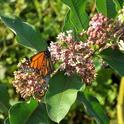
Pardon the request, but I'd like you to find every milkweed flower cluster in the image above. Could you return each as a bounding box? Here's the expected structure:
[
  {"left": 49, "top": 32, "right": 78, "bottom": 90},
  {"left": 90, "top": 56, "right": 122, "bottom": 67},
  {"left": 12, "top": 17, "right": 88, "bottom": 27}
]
[
  {"left": 113, "top": 7, "right": 124, "bottom": 42},
  {"left": 87, "top": 12, "right": 124, "bottom": 49},
  {"left": 87, "top": 13, "right": 112, "bottom": 46},
  {"left": 13, "top": 8, "right": 124, "bottom": 100},
  {"left": 49, "top": 31, "right": 96, "bottom": 84},
  {"left": 13, "top": 58, "right": 49, "bottom": 100},
  {"left": 112, "top": 22, "right": 124, "bottom": 43},
  {"left": 118, "top": 6, "right": 124, "bottom": 23}
]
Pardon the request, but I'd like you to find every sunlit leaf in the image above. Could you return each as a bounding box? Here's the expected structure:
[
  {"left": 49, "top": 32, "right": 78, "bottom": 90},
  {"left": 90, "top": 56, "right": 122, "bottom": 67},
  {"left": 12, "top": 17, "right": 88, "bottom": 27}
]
[{"left": 46, "top": 71, "right": 84, "bottom": 123}]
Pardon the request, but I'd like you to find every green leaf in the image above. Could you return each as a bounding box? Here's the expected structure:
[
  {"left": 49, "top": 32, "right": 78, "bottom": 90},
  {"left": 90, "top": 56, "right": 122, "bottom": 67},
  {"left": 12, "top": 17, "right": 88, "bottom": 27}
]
[
  {"left": 26, "top": 103, "right": 51, "bottom": 124},
  {"left": 0, "top": 16, "right": 47, "bottom": 51},
  {"left": 62, "top": 0, "right": 89, "bottom": 31},
  {"left": 78, "top": 92, "right": 109, "bottom": 124},
  {"left": 100, "top": 48, "right": 124, "bottom": 76},
  {"left": 0, "top": 84, "right": 10, "bottom": 114},
  {"left": 115, "top": 0, "right": 124, "bottom": 8},
  {"left": 96, "top": 68, "right": 113, "bottom": 84},
  {"left": 9, "top": 100, "right": 51, "bottom": 124},
  {"left": 9, "top": 99, "right": 38, "bottom": 124},
  {"left": 62, "top": 11, "right": 74, "bottom": 31},
  {"left": 95, "top": 68, "right": 113, "bottom": 97},
  {"left": 4, "top": 118, "right": 10, "bottom": 124},
  {"left": 46, "top": 71, "right": 84, "bottom": 123},
  {"left": 113, "top": 0, "right": 122, "bottom": 11},
  {"left": 96, "top": 0, "right": 117, "bottom": 18}
]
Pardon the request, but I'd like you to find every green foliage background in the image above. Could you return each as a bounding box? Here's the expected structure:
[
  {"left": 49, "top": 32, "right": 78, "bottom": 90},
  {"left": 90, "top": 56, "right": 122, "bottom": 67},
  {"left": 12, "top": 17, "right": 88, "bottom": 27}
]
[{"left": 0, "top": 0, "right": 119, "bottom": 123}]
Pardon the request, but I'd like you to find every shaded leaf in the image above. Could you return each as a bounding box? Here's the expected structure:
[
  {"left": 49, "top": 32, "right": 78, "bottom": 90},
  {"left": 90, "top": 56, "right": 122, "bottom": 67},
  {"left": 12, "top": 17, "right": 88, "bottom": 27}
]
[
  {"left": 9, "top": 100, "right": 51, "bottom": 124},
  {"left": 116, "top": 0, "right": 124, "bottom": 8},
  {"left": 26, "top": 103, "right": 51, "bottom": 124},
  {"left": 9, "top": 99, "right": 38, "bottom": 124},
  {"left": 4, "top": 118, "right": 10, "bottom": 124},
  {"left": 100, "top": 48, "right": 124, "bottom": 76},
  {"left": 46, "top": 71, "right": 84, "bottom": 123},
  {"left": 0, "top": 84, "right": 9, "bottom": 114},
  {"left": 96, "top": 68, "right": 113, "bottom": 84},
  {"left": 113, "top": 0, "right": 122, "bottom": 11},
  {"left": 96, "top": 0, "right": 117, "bottom": 18},
  {"left": 78, "top": 92, "right": 109, "bottom": 124},
  {"left": 0, "top": 16, "right": 47, "bottom": 51},
  {"left": 62, "top": 11, "right": 74, "bottom": 31},
  {"left": 62, "top": 0, "right": 89, "bottom": 31}
]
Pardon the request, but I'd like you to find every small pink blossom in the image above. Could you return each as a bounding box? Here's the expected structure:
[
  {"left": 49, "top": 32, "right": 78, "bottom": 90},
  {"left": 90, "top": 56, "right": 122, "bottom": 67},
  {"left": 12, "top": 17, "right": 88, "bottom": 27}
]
[
  {"left": 87, "top": 13, "right": 112, "bottom": 46},
  {"left": 57, "top": 32, "right": 66, "bottom": 41}
]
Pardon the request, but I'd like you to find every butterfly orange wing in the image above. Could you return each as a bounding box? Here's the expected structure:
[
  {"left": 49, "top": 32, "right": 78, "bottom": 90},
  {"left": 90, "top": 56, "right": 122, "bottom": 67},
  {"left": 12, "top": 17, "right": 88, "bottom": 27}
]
[{"left": 30, "top": 51, "right": 53, "bottom": 77}]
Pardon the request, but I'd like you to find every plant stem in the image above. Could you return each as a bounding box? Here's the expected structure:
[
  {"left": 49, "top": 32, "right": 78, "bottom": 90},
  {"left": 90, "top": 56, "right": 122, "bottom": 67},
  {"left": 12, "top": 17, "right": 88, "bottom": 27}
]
[{"left": 117, "top": 77, "right": 124, "bottom": 124}]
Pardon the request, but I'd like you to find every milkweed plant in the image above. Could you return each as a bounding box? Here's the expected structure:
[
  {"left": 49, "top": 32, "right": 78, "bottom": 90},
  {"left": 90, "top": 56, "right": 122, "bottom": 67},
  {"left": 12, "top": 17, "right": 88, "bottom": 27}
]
[{"left": 0, "top": 0, "right": 124, "bottom": 124}]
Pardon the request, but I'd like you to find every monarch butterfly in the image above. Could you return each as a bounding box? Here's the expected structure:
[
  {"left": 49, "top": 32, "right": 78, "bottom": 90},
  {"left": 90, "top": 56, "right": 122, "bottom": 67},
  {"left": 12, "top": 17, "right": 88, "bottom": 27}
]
[
  {"left": 13, "top": 49, "right": 53, "bottom": 100},
  {"left": 29, "top": 50, "right": 54, "bottom": 77}
]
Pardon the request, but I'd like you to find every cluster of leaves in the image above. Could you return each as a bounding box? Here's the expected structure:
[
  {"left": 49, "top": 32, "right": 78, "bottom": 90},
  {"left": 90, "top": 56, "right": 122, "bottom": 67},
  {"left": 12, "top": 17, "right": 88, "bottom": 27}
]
[{"left": 0, "top": 0, "right": 124, "bottom": 124}]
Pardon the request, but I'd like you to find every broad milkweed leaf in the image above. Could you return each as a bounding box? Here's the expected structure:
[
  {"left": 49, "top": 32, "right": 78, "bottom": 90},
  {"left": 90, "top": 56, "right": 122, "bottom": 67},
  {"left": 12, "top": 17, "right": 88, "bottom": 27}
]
[
  {"left": 0, "top": 16, "right": 47, "bottom": 51},
  {"left": 62, "top": 0, "right": 89, "bottom": 31},
  {"left": 78, "top": 91, "right": 109, "bottom": 124},
  {"left": 100, "top": 48, "right": 124, "bottom": 76},
  {"left": 46, "top": 71, "right": 84, "bottom": 123}
]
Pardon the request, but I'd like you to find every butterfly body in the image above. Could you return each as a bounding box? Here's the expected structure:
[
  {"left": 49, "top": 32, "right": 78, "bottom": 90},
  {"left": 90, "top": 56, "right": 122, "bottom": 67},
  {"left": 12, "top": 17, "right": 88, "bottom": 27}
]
[{"left": 30, "top": 50, "right": 53, "bottom": 77}]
